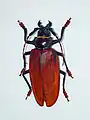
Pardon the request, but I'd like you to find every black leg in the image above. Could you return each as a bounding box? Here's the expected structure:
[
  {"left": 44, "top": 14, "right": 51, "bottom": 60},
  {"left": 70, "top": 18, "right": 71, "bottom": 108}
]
[
  {"left": 18, "top": 20, "right": 27, "bottom": 42},
  {"left": 22, "top": 70, "right": 32, "bottom": 100},
  {"left": 55, "top": 50, "right": 68, "bottom": 70},
  {"left": 19, "top": 51, "right": 31, "bottom": 76},
  {"left": 24, "top": 27, "right": 27, "bottom": 42},
  {"left": 59, "top": 26, "right": 65, "bottom": 42},
  {"left": 20, "top": 51, "right": 32, "bottom": 99},
  {"left": 27, "top": 28, "right": 39, "bottom": 39},
  {"left": 60, "top": 70, "right": 69, "bottom": 101},
  {"left": 23, "top": 51, "right": 31, "bottom": 68},
  {"left": 55, "top": 50, "right": 73, "bottom": 78},
  {"left": 22, "top": 70, "right": 30, "bottom": 89},
  {"left": 51, "top": 40, "right": 59, "bottom": 46}
]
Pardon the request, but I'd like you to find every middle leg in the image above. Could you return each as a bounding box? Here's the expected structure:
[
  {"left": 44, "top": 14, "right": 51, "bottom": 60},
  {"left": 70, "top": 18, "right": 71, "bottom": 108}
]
[{"left": 55, "top": 50, "right": 73, "bottom": 78}]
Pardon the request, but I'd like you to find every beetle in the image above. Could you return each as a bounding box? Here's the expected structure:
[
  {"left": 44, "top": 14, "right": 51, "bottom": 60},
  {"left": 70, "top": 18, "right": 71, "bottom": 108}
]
[{"left": 18, "top": 18, "right": 73, "bottom": 107}]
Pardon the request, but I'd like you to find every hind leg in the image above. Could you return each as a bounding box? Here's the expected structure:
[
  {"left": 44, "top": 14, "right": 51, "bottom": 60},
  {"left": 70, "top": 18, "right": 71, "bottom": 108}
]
[
  {"left": 21, "top": 69, "right": 32, "bottom": 100},
  {"left": 60, "top": 70, "right": 69, "bottom": 101},
  {"left": 19, "top": 51, "right": 32, "bottom": 99}
]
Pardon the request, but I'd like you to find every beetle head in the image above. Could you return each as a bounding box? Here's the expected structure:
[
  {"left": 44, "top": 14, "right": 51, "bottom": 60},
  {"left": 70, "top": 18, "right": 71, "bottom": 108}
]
[
  {"left": 37, "top": 20, "right": 52, "bottom": 37},
  {"left": 35, "top": 20, "right": 56, "bottom": 49}
]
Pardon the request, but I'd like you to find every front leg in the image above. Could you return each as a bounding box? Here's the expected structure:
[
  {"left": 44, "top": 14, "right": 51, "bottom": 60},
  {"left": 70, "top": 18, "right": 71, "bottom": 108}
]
[
  {"left": 18, "top": 20, "right": 28, "bottom": 42},
  {"left": 18, "top": 20, "right": 35, "bottom": 45},
  {"left": 59, "top": 18, "right": 71, "bottom": 42}
]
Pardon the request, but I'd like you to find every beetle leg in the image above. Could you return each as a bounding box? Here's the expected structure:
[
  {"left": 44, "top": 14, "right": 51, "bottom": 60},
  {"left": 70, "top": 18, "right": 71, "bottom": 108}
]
[
  {"left": 49, "top": 26, "right": 66, "bottom": 46},
  {"left": 22, "top": 70, "right": 32, "bottom": 100},
  {"left": 21, "top": 23, "right": 35, "bottom": 45},
  {"left": 27, "top": 28, "right": 39, "bottom": 39},
  {"left": 19, "top": 51, "right": 30, "bottom": 76},
  {"left": 49, "top": 27, "right": 66, "bottom": 46},
  {"left": 18, "top": 20, "right": 27, "bottom": 42},
  {"left": 60, "top": 70, "right": 69, "bottom": 101},
  {"left": 22, "top": 70, "right": 31, "bottom": 89},
  {"left": 51, "top": 40, "right": 59, "bottom": 46},
  {"left": 24, "top": 27, "right": 27, "bottom": 42},
  {"left": 55, "top": 51, "right": 68, "bottom": 69},
  {"left": 23, "top": 51, "right": 31, "bottom": 68},
  {"left": 59, "top": 26, "right": 65, "bottom": 42},
  {"left": 42, "top": 38, "right": 59, "bottom": 48},
  {"left": 55, "top": 50, "right": 73, "bottom": 78},
  {"left": 20, "top": 51, "right": 32, "bottom": 99}
]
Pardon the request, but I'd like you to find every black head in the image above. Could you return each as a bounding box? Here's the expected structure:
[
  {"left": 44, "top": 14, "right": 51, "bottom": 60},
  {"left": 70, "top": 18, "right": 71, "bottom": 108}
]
[
  {"left": 33, "top": 21, "right": 52, "bottom": 49},
  {"left": 30, "top": 20, "right": 58, "bottom": 49},
  {"left": 37, "top": 20, "right": 52, "bottom": 37},
  {"left": 37, "top": 20, "right": 58, "bottom": 39}
]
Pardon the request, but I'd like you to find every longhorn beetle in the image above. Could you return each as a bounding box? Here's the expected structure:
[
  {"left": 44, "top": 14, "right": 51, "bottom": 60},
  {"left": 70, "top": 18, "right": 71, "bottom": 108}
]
[{"left": 18, "top": 18, "right": 73, "bottom": 107}]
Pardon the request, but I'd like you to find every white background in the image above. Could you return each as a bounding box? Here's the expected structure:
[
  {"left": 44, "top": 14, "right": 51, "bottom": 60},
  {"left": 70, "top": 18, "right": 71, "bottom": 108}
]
[{"left": 0, "top": 0, "right": 90, "bottom": 119}]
